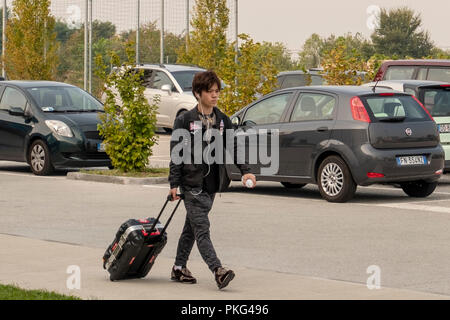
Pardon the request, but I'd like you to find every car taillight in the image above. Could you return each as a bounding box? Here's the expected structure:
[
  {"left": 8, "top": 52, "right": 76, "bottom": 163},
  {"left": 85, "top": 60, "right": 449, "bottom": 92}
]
[
  {"left": 440, "top": 85, "right": 450, "bottom": 88},
  {"left": 379, "top": 93, "right": 394, "bottom": 96},
  {"left": 411, "top": 95, "right": 434, "bottom": 121},
  {"left": 351, "top": 96, "right": 371, "bottom": 123}
]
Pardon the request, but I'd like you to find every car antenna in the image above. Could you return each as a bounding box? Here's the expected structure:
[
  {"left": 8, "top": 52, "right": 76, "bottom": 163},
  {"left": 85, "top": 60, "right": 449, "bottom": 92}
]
[{"left": 372, "top": 80, "right": 379, "bottom": 93}]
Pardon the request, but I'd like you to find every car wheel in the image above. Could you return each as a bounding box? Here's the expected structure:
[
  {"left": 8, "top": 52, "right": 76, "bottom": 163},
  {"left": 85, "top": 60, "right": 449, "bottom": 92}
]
[
  {"left": 400, "top": 180, "right": 437, "bottom": 198},
  {"left": 176, "top": 109, "right": 187, "bottom": 119},
  {"left": 281, "top": 182, "right": 306, "bottom": 189},
  {"left": 317, "top": 156, "right": 356, "bottom": 202},
  {"left": 28, "top": 140, "right": 54, "bottom": 176}
]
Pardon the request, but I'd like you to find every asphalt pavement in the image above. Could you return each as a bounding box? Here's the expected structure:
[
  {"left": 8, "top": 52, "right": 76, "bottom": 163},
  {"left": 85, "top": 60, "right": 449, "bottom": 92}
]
[{"left": 0, "top": 158, "right": 449, "bottom": 300}]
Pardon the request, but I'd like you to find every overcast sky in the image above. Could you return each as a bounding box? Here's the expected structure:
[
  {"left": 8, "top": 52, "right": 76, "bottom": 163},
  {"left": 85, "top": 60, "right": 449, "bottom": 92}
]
[
  {"left": 37, "top": 0, "right": 450, "bottom": 55},
  {"left": 239, "top": 0, "right": 450, "bottom": 54}
]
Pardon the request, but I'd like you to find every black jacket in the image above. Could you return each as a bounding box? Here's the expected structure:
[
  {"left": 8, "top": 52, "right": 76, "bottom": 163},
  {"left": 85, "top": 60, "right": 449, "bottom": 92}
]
[{"left": 168, "top": 106, "right": 250, "bottom": 192}]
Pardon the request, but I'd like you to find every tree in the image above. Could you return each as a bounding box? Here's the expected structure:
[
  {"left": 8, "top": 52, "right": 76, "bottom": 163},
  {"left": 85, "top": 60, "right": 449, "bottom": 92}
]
[
  {"left": 121, "top": 21, "right": 184, "bottom": 64},
  {"left": 3, "top": 0, "right": 58, "bottom": 80},
  {"left": 177, "top": 0, "right": 229, "bottom": 70},
  {"left": 256, "top": 41, "right": 296, "bottom": 72},
  {"left": 298, "top": 33, "right": 324, "bottom": 69},
  {"left": 95, "top": 42, "right": 159, "bottom": 172},
  {"left": 321, "top": 39, "right": 373, "bottom": 86},
  {"left": 56, "top": 20, "right": 117, "bottom": 97},
  {"left": 179, "top": 0, "right": 278, "bottom": 115},
  {"left": 371, "top": 7, "right": 434, "bottom": 58},
  {"left": 298, "top": 33, "right": 375, "bottom": 70},
  {"left": 218, "top": 34, "right": 278, "bottom": 115}
]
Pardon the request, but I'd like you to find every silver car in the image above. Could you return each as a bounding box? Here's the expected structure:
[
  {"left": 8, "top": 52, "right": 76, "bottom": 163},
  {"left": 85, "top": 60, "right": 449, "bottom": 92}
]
[{"left": 107, "top": 64, "right": 205, "bottom": 132}]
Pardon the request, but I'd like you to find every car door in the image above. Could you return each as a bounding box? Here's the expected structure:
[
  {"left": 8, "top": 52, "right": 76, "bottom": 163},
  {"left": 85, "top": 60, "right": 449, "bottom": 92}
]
[
  {"left": 278, "top": 92, "right": 337, "bottom": 178},
  {"left": 0, "top": 86, "right": 34, "bottom": 161},
  {"left": 145, "top": 70, "right": 180, "bottom": 128},
  {"left": 231, "top": 91, "right": 294, "bottom": 177}
]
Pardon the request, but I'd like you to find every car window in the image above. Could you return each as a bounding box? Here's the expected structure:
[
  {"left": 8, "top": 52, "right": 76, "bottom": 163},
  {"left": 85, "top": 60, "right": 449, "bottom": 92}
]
[
  {"left": 150, "top": 71, "right": 174, "bottom": 90},
  {"left": 384, "top": 66, "right": 416, "bottom": 80},
  {"left": 27, "top": 86, "right": 102, "bottom": 111},
  {"left": 0, "top": 87, "right": 27, "bottom": 111},
  {"left": 276, "top": 76, "right": 285, "bottom": 89},
  {"left": 171, "top": 70, "right": 202, "bottom": 92},
  {"left": 362, "top": 95, "right": 430, "bottom": 122},
  {"left": 141, "top": 69, "right": 153, "bottom": 88},
  {"left": 290, "top": 93, "right": 336, "bottom": 122},
  {"left": 427, "top": 68, "right": 450, "bottom": 82},
  {"left": 243, "top": 93, "right": 292, "bottom": 125},
  {"left": 422, "top": 88, "right": 450, "bottom": 117},
  {"left": 417, "top": 68, "right": 428, "bottom": 80},
  {"left": 282, "top": 75, "right": 308, "bottom": 88},
  {"left": 310, "top": 75, "right": 325, "bottom": 85}
]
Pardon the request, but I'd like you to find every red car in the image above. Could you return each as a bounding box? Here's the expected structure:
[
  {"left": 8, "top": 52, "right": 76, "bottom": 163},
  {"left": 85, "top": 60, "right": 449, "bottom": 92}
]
[{"left": 374, "top": 59, "right": 450, "bottom": 82}]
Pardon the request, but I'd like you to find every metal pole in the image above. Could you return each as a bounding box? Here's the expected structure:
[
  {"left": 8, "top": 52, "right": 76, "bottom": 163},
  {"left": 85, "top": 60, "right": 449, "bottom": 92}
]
[
  {"left": 160, "top": 0, "right": 164, "bottom": 64},
  {"left": 2, "top": 0, "right": 5, "bottom": 78},
  {"left": 84, "top": 0, "right": 88, "bottom": 90},
  {"left": 186, "top": 0, "right": 189, "bottom": 52},
  {"left": 234, "top": 0, "right": 238, "bottom": 65},
  {"left": 89, "top": 0, "right": 92, "bottom": 93},
  {"left": 136, "top": 0, "right": 140, "bottom": 65},
  {"left": 234, "top": 0, "right": 238, "bottom": 87}
]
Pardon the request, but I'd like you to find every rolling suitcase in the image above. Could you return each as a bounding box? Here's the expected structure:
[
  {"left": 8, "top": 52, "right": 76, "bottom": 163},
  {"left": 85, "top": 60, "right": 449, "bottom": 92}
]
[{"left": 103, "top": 194, "right": 184, "bottom": 281}]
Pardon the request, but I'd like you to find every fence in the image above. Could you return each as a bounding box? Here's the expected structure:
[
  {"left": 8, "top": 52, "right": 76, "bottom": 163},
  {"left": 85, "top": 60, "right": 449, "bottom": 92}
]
[{"left": 1, "top": 0, "right": 238, "bottom": 94}]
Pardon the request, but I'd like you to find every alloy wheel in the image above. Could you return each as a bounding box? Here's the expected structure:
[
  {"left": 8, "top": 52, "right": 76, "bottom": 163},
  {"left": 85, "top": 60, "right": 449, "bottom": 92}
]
[{"left": 320, "top": 162, "right": 344, "bottom": 197}]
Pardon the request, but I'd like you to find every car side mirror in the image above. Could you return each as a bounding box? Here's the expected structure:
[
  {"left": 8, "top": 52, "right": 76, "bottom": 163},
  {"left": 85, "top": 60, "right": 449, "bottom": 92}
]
[
  {"left": 242, "top": 120, "right": 257, "bottom": 127},
  {"left": 231, "top": 116, "right": 240, "bottom": 129},
  {"left": 161, "top": 84, "right": 173, "bottom": 95},
  {"left": 8, "top": 107, "right": 25, "bottom": 117}
]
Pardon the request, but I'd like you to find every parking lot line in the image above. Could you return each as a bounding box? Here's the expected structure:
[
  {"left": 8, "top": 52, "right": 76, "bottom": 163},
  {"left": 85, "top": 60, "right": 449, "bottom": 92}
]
[
  {"left": 375, "top": 202, "right": 450, "bottom": 214},
  {"left": 142, "top": 185, "right": 169, "bottom": 189},
  {"left": 0, "top": 171, "right": 66, "bottom": 179}
]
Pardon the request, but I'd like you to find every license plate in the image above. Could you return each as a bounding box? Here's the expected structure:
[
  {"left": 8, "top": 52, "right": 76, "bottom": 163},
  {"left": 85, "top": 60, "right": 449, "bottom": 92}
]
[
  {"left": 97, "top": 143, "right": 106, "bottom": 152},
  {"left": 396, "top": 155, "right": 427, "bottom": 166},
  {"left": 438, "top": 124, "right": 450, "bottom": 133}
]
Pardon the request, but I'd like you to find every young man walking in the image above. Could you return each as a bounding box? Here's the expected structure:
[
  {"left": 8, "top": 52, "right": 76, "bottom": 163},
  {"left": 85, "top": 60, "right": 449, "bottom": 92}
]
[{"left": 168, "top": 70, "right": 256, "bottom": 289}]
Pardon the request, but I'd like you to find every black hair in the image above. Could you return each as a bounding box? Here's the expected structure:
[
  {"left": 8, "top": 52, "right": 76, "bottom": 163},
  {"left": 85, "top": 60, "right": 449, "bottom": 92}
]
[{"left": 192, "top": 70, "right": 221, "bottom": 99}]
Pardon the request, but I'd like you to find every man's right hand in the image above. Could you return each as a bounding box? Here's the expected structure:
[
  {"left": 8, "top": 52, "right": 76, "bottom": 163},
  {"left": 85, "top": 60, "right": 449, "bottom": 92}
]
[{"left": 169, "top": 188, "right": 180, "bottom": 201}]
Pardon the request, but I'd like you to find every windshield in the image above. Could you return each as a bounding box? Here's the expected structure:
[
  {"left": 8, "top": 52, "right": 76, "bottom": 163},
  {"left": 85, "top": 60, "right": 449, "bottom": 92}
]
[
  {"left": 27, "top": 86, "right": 103, "bottom": 112},
  {"left": 362, "top": 95, "right": 431, "bottom": 122},
  {"left": 171, "top": 70, "right": 203, "bottom": 92},
  {"left": 422, "top": 88, "right": 450, "bottom": 117}
]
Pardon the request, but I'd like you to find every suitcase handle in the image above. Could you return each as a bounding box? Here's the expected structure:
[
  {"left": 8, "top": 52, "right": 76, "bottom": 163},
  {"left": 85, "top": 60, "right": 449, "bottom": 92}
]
[{"left": 149, "top": 194, "right": 184, "bottom": 235}]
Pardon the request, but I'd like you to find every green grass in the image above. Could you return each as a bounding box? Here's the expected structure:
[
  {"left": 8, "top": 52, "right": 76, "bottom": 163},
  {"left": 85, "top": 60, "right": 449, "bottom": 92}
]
[
  {"left": 80, "top": 167, "right": 169, "bottom": 178},
  {"left": 0, "top": 283, "right": 81, "bottom": 300}
]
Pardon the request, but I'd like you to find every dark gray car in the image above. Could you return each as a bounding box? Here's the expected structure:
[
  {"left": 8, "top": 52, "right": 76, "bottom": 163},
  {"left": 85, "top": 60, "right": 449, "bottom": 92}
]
[{"left": 226, "top": 86, "right": 444, "bottom": 202}]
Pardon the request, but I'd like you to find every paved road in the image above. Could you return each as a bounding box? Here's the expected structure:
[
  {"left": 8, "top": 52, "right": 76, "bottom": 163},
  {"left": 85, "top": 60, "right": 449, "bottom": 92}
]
[{"left": 0, "top": 160, "right": 449, "bottom": 297}]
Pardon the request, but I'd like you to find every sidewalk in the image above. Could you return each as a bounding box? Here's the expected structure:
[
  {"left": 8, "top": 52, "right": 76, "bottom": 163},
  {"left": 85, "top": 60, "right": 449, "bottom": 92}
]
[{"left": 0, "top": 234, "right": 448, "bottom": 300}]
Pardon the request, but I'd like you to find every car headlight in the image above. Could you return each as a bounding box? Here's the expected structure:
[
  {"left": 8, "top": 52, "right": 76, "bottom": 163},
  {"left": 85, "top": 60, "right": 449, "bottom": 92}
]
[{"left": 45, "top": 120, "right": 73, "bottom": 138}]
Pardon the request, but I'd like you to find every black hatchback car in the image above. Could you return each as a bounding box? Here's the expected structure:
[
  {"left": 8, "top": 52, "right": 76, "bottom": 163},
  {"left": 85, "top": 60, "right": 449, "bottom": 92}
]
[
  {"left": 226, "top": 86, "right": 444, "bottom": 202},
  {"left": 0, "top": 81, "right": 111, "bottom": 175}
]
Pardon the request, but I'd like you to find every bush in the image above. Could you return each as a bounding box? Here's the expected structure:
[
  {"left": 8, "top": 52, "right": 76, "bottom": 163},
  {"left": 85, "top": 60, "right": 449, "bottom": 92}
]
[{"left": 95, "top": 43, "right": 159, "bottom": 172}]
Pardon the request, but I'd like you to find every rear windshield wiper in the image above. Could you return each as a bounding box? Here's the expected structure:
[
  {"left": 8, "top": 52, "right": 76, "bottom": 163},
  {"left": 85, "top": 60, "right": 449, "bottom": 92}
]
[{"left": 378, "top": 116, "right": 406, "bottom": 122}]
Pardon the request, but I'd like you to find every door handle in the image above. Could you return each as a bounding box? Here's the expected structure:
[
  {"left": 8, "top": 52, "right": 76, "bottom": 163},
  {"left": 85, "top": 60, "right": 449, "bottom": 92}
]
[{"left": 316, "top": 127, "right": 328, "bottom": 132}]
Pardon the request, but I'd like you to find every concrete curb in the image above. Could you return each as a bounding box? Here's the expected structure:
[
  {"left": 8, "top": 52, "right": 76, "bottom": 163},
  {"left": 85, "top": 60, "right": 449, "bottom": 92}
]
[{"left": 67, "top": 172, "right": 168, "bottom": 185}]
